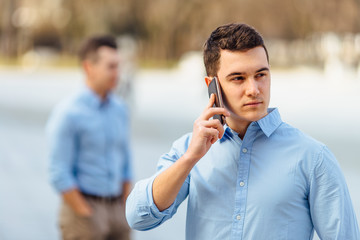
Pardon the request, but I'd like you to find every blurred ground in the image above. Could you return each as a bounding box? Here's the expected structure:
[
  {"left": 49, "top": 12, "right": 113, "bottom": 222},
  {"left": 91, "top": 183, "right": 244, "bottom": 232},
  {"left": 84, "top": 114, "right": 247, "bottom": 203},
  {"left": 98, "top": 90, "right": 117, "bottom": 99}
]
[{"left": 0, "top": 66, "right": 359, "bottom": 240}]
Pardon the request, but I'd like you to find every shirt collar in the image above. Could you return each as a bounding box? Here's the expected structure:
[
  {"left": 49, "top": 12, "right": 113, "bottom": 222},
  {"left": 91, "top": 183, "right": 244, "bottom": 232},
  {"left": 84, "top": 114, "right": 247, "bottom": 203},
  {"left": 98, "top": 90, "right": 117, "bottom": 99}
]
[
  {"left": 81, "top": 86, "right": 113, "bottom": 109},
  {"left": 256, "top": 108, "right": 282, "bottom": 137},
  {"left": 223, "top": 108, "right": 282, "bottom": 141}
]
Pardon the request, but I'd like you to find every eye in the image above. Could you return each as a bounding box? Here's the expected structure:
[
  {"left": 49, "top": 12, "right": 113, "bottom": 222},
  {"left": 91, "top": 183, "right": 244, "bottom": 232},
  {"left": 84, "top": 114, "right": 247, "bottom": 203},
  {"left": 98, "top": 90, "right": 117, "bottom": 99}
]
[
  {"left": 255, "top": 72, "right": 266, "bottom": 79},
  {"left": 232, "top": 76, "right": 245, "bottom": 81},
  {"left": 109, "top": 63, "right": 118, "bottom": 70}
]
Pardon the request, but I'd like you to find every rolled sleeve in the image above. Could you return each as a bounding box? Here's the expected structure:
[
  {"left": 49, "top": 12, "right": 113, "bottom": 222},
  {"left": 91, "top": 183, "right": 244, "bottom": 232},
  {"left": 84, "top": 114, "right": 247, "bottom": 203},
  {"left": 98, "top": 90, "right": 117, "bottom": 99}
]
[
  {"left": 118, "top": 105, "right": 133, "bottom": 182},
  {"left": 122, "top": 125, "right": 133, "bottom": 182},
  {"left": 122, "top": 154, "right": 133, "bottom": 182},
  {"left": 126, "top": 134, "right": 191, "bottom": 230},
  {"left": 126, "top": 175, "right": 178, "bottom": 230},
  {"left": 309, "top": 146, "right": 360, "bottom": 239},
  {"left": 46, "top": 108, "right": 77, "bottom": 193}
]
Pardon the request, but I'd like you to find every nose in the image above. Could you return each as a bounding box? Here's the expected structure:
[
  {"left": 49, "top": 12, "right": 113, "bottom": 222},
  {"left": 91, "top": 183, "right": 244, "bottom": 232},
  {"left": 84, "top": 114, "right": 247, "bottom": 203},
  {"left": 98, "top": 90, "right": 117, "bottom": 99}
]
[
  {"left": 245, "top": 78, "right": 260, "bottom": 97},
  {"left": 113, "top": 67, "right": 120, "bottom": 79}
]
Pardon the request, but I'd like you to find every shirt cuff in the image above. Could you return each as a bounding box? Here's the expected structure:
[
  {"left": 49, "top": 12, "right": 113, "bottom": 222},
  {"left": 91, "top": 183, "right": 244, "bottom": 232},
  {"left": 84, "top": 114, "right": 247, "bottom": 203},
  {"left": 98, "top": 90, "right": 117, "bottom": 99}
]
[
  {"left": 52, "top": 177, "right": 77, "bottom": 194},
  {"left": 137, "top": 174, "right": 176, "bottom": 219}
]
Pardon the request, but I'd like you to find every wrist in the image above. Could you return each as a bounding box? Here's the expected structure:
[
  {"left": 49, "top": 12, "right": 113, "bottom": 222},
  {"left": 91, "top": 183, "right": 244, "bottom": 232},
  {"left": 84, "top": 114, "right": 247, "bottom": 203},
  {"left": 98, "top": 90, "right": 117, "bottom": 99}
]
[
  {"left": 181, "top": 151, "right": 201, "bottom": 168},
  {"left": 75, "top": 202, "right": 92, "bottom": 216}
]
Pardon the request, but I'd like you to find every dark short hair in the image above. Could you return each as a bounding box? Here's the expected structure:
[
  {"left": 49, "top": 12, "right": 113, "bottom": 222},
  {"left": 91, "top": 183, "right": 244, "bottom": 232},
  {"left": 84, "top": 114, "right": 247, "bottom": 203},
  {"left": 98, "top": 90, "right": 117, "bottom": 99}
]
[
  {"left": 78, "top": 35, "right": 117, "bottom": 62},
  {"left": 203, "top": 23, "right": 269, "bottom": 77}
]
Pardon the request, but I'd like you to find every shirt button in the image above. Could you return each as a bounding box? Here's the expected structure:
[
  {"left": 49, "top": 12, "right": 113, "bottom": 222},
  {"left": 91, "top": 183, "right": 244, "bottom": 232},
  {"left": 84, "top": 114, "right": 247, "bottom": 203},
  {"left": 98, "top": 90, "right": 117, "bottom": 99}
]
[
  {"left": 242, "top": 148, "right": 248, "bottom": 153},
  {"left": 236, "top": 215, "right": 241, "bottom": 220},
  {"left": 239, "top": 181, "right": 245, "bottom": 187}
]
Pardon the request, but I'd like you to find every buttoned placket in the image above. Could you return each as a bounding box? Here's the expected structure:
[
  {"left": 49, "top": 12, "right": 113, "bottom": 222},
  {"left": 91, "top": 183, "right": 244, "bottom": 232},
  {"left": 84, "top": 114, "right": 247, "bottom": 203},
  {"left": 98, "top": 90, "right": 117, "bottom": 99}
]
[
  {"left": 230, "top": 122, "right": 259, "bottom": 240},
  {"left": 100, "top": 102, "right": 113, "bottom": 196}
]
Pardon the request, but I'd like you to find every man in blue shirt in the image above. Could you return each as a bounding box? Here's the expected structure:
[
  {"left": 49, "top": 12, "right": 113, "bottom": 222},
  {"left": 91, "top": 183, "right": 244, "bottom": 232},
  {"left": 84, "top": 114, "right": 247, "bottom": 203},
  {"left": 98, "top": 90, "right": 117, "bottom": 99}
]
[
  {"left": 126, "top": 23, "right": 360, "bottom": 239},
  {"left": 47, "top": 36, "right": 132, "bottom": 240}
]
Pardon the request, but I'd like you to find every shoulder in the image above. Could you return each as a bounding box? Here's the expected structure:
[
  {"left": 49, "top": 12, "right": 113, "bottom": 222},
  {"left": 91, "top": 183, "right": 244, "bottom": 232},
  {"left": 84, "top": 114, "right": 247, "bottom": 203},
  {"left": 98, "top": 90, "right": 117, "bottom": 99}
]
[
  {"left": 275, "top": 122, "right": 326, "bottom": 153},
  {"left": 111, "top": 95, "right": 126, "bottom": 107},
  {"left": 57, "top": 94, "right": 83, "bottom": 115},
  {"left": 47, "top": 92, "right": 84, "bottom": 130},
  {"left": 156, "top": 132, "right": 192, "bottom": 175},
  {"left": 172, "top": 132, "right": 192, "bottom": 154},
  {"left": 275, "top": 122, "right": 341, "bottom": 178},
  {"left": 160, "top": 132, "right": 192, "bottom": 162},
  {"left": 110, "top": 95, "right": 129, "bottom": 114}
]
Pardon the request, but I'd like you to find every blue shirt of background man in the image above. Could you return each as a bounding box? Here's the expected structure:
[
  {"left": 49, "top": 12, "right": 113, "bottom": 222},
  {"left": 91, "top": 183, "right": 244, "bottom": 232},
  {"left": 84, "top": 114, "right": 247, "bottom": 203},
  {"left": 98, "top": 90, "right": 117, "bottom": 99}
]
[
  {"left": 126, "top": 108, "right": 359, "bottom": 240},
  {"left": 47, "top": 87, "right": 132, "bottom": 197}
]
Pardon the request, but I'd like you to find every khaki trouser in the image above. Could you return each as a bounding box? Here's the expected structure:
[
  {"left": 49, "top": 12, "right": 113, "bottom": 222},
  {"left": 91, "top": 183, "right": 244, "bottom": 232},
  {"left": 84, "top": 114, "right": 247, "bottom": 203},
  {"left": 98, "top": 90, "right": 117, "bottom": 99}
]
[{"left": 59, "top": 197, "right": 130, "bottom": 240}]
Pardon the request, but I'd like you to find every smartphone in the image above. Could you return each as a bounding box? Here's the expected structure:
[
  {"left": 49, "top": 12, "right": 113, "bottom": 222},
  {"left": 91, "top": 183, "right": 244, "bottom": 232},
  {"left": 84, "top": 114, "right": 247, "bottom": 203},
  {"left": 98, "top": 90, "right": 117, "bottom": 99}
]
[{"left": 207, "top": 76, "right": 226, "bottom": 125}]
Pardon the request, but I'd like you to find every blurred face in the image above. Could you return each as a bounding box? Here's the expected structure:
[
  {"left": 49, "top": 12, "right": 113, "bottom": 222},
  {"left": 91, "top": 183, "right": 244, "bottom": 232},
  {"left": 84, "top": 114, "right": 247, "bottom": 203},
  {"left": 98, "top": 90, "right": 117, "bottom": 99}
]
[
  {"left": 85, "top": 46, "right": 120, "bottom": 95},
  {"left": 216, "top": 47, "right": 270, "bottom": 125}
]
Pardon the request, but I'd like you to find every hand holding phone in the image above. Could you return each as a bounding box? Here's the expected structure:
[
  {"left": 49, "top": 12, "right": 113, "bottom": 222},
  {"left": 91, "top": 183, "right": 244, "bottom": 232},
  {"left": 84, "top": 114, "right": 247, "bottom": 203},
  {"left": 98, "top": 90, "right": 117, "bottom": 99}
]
[
  {"left": 185, "top": 88, "right": 229, "bottom": 162},
  {"left": 207, "top": 77, "right": 226, "bottom": 125}
]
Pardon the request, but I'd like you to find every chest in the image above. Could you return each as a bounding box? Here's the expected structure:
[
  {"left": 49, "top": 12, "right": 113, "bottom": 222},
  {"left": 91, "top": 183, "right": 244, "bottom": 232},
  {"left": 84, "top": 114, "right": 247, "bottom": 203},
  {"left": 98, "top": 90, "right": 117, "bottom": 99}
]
[
  {"left": 75, "top": 107, "right": 128, "bottom": 150},
  {"left": 189, "top": 141, "right": 309, "bottom": 215}
]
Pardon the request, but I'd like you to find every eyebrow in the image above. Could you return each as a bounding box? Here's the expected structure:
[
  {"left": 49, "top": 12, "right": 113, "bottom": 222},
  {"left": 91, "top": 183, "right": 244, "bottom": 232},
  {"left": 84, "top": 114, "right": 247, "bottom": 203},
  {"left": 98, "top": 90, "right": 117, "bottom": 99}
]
[{"left": 225, "top": 67, "right": 269, "bottom": 78}]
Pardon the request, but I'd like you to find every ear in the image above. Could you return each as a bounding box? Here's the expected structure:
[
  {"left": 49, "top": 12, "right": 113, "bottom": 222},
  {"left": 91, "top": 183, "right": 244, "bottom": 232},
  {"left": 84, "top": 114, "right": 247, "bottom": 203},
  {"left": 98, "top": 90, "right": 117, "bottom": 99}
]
[
  {"left": 82, "top": 60, "right": 92, "bottom": 74},
  {"left": 204, "top": 76, "right": 212, "bottom": 87}
]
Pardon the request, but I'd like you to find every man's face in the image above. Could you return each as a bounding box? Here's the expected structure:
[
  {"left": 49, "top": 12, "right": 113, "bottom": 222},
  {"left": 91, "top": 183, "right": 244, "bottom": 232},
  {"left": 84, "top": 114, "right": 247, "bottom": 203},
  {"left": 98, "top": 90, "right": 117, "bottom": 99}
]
[
  {"left": 87, "top": 46, "right": 120, "bottom": 93},
  {"left": 216, "top": 46, "right": 270, "bottom": 124}
]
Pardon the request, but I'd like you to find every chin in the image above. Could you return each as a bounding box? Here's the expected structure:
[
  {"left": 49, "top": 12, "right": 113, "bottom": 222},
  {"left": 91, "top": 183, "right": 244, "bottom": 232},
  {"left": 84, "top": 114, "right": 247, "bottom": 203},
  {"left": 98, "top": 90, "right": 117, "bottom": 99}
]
[
  {"left": 107, "top": 83, "right": 117, "bottom": 91},
  {"left": 233, "top": 110, "right": 268, "bottom": 122},
  {"left": 244, "top": 115, "right": 263, "bottom": 122}
]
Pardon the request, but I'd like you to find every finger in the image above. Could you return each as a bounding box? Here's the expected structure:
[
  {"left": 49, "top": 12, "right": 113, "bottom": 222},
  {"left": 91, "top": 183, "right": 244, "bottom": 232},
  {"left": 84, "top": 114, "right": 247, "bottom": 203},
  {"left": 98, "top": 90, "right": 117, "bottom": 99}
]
[
  {"left": 198, "top": 119, "right": 225, "bottom": 138},
  {"left": 200, "top": 107, "right": 230, "bottom": 121},
  {"left": 207, "top": 128, "right": 219, "bottom": 144},
  {"left": 205, "top": 94, "right": 216, "bottom": 109},
  {"left": 195, "top": 120, "right": 219, "bottom": 136},
  {"left": 214, "top": 119, "right": 225, "bottom": 138},
  {"left": 199, "top": 126, "right": 219, "bottom": 141}
]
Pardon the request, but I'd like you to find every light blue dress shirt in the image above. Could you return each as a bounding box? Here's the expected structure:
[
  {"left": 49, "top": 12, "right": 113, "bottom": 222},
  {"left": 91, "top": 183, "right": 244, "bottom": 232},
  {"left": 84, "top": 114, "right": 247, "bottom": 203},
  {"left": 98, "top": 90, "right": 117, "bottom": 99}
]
[
  {"left": 126, "top": 108, "right": 359, "bottom": 239},
  {"left": 47, "top": 87, "right": 132, "bottom": 197}
]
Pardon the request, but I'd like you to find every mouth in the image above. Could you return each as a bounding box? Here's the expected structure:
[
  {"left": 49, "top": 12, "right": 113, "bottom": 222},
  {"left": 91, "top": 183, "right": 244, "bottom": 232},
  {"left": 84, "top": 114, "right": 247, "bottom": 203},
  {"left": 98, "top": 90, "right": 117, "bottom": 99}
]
[{"left": 243, "top": 101, "right": 263, "bottom": 107}]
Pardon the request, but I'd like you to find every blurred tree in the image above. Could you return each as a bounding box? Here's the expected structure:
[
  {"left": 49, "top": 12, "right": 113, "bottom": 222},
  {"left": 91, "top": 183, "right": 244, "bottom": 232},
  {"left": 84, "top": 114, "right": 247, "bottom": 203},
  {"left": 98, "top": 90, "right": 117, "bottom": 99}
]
[
  {"left": 1, "top": 0, "right": 360, "bottom": 64},
  {"left": 0, "top": 0, "right": 18, "bottom": 57}
]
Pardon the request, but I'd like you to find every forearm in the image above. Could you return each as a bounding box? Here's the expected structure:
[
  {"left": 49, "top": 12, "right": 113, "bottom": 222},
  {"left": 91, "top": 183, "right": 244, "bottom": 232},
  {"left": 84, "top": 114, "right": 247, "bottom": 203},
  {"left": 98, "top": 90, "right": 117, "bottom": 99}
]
[
  {"left": 126, "top": 95, "right": 228, "bottom": 230},
  {"left": 121, "top": 181, "right": 132, "bottom": 204},
  {"left": 152, "top": 152, "right": 197, "bottom": 211},
  {"left": 126, "top": 173, "right": 189, "bottom": 231},
  {"left": 151, "top": 95, "right": 228, "bottom": 212},
  {"left": 62, "top": 188, "right": 92, "bottom": 216}
]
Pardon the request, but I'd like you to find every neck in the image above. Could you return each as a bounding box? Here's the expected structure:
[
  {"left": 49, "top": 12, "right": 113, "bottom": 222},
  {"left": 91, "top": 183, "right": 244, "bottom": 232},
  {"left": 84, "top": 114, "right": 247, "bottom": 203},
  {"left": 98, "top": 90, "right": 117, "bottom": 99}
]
[
  {"left": 85, "top": 79, "right": 107, "bottom": 100},
  {"left": 225, "top": 116, "right": 252, "bottom": 140}
]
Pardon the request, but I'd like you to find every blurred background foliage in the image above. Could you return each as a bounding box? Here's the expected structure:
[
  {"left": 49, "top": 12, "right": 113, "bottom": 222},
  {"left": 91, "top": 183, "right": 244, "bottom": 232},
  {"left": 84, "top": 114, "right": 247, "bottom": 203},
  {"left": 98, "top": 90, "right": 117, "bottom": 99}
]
[{"left": 1, "top": 0, "right": 360, "bottom": 68}]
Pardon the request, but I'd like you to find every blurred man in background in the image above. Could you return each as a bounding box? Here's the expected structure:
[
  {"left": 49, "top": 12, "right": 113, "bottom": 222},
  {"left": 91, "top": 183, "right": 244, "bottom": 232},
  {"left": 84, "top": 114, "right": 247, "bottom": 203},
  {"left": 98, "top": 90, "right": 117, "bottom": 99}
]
[
  {"left": 126, "top": 23, "right": 359, "bottom": 239},
  {"left": 47, "top": 36, "right": 132, "bottom": 240}
]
